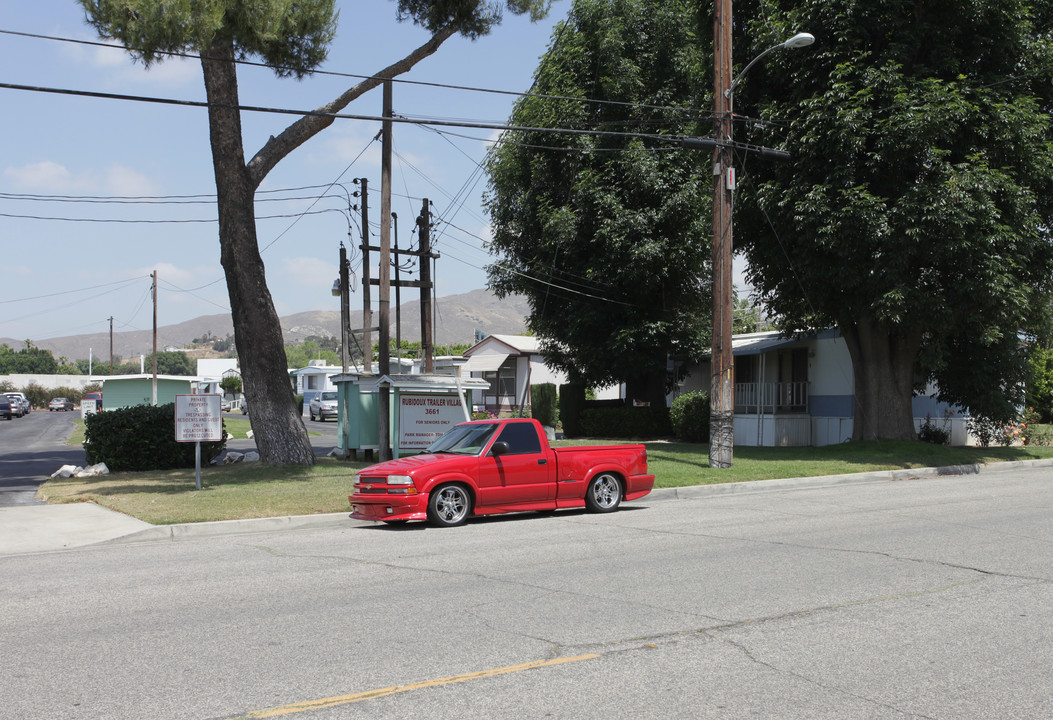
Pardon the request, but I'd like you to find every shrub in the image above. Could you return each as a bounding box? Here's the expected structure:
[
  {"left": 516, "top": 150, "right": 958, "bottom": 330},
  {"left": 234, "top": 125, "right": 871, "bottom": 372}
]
[
  {"left": 20, "top": 382, "right": 49, "bottom": 409},
  {"left": 917, "top": 415, "right": 950, "bottom": 445},
  {"left": 530, "top": 383, "right": 558, "bottom": 428},
  {"left": 84, "top": 403, "right": 226, "bottom": 471},
  {"left": 579, "top": 406, "right": 671, "bottom": 439},
  {"left": 670, "top": 391, "right": 710, "bottom": 443},
  {"left": 968, "top": 415, "right": 1002, "bottom": 447},
  {"left": 220, "top": 375, "right": 242, "bottom": 396},
  {"left": 1027, "top": 424, "right": 1053, "bottom": 446}
]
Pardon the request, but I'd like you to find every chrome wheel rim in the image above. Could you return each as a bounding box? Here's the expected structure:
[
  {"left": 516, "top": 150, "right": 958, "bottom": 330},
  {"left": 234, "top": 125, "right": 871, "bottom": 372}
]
[
  {"left": 435, "top": 487, "right": 468, "bottom": 524},
  {"left": 592, "top": 474, "right": 620, "bottom": 509}
]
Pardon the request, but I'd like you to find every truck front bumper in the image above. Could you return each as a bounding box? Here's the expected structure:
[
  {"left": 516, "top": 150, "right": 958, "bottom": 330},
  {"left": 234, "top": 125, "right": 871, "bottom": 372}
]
[{"left": 349, "top": 492, "right": 429, "bottom": 522}]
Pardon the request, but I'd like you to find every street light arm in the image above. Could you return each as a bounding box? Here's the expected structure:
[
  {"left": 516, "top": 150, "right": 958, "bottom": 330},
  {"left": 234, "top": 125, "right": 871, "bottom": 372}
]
[{"left": 726, "top": 32, "right": 815, "bottom": 98}]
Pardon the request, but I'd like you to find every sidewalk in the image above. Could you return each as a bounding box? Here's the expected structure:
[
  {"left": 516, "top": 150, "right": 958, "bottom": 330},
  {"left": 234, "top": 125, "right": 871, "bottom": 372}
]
[{"left": 3, "top": 458, "right": 1051, "bottom": 556}]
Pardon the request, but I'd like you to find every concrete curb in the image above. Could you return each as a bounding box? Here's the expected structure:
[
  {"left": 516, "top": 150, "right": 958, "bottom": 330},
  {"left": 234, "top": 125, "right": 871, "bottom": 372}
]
[
  {"left": 102, "top": 512, "right": 355, "bottom": 546},
  {"left": 97, "top": 457, "right": 1053, "bottom": 546},
  {"left": 656, "top": 457, "right": 1053, "bottom": 501}
]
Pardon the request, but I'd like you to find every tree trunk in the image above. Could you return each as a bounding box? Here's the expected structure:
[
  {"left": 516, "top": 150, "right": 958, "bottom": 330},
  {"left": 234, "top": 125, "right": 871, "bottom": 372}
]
[
  {"left": 841, "top": 319, "right": 921, "bottom": 442},
  {"left": 201, "top": 38, "right": 314, "bottom": 466}
]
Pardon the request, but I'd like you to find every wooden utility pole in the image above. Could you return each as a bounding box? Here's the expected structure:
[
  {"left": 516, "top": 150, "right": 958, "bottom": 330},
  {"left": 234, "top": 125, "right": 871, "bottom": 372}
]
[
  {"left": 339, "top": 243, "right": 350, "bottom": 373},
  {"left": 710, "top": 0, "right": 735, "bottom": 468},
  {"left": 418, "top": 199, "right": 434, "bottom": 374},
  {"left": 359, "top": 178, "right": 372, "bottom": 373},
  {"left": 378, "top": 79, "right": 393, "bottom": 461},
  {"left": 393, "top": 212, "right": 402, "bottom": 365}
]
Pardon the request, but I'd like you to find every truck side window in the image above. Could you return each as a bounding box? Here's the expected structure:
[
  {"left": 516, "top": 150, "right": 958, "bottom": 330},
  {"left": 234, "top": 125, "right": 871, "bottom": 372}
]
[{"left": 494, "top": 422, "right": 542, "bottom": 455}]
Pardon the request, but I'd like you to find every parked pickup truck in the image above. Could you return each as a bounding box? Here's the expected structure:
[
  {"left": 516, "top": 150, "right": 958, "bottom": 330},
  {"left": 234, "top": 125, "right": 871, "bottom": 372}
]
[{"left": 349, "top": 418, "right": 655, "bottom": 527}]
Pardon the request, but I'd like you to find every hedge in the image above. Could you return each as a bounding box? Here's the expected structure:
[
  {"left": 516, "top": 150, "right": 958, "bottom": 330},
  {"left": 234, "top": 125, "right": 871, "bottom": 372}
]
[
  {"left": 670, "top": 391, "right": 710, "bottom": 442},
  {"left": 530, "top": 383, "right": 558, "bottom": 428},
  {"left": 559, "top": 382, "right": 587, "bottom": 438},
  {"left": 84, "top": 403, "right": 227, "bottom": 471},
  {"left": 579, "top": 406, "right": 671, "bottom": 439}
]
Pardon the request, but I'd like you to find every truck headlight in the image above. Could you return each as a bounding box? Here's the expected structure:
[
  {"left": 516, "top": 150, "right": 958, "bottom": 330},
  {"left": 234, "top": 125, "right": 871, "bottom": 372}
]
[{"left": 386, "top": 475, "right": 417, "bottom": 494}]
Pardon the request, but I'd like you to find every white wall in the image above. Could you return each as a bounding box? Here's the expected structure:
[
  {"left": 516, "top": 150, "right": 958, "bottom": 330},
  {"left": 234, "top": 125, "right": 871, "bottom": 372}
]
[
  {"left": 1, "top": 374, "right": 98, "bottom": 391},
  {"left": 196, "top": 359, "right": 239, "bottom": 377},
  {"left": 810, "top": 335, "right": 854, "bottom": 395}
]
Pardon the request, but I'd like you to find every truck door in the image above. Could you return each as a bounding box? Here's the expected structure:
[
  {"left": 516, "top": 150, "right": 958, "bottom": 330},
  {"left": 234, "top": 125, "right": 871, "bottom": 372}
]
[{"left": 476, "top": 422, "right": 556, "bottom": 507}]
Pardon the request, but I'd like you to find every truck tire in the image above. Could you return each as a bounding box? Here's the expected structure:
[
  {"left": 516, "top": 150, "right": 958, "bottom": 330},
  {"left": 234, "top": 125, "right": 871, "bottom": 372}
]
[
  {"left": 585, "top": 473, "right": 622, "bottom": 513},
  {"left": 428, "top": 484, "right": 471, "bottom": 527}
]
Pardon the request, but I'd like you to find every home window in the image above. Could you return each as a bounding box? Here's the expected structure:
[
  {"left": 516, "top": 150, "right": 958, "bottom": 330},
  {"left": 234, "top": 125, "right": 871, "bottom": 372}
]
[
  {"left": 497, "top": 361, "right": 515, "bottom": 396},
  {"left": 484, "top": 360, "right": 516, "bottom": 397}
]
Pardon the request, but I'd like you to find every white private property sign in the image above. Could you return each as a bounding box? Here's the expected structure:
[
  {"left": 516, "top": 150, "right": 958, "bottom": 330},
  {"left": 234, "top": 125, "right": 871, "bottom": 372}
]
[
  {"left": 175, "top": 394, "right": 223, "bottom": 443},
  {"left": 399, "top": 394, "right": 465, "bottom": 450}
]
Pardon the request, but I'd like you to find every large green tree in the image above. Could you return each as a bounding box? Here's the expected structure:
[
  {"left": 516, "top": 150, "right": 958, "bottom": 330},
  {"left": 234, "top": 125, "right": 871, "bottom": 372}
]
[
  {"left": 80, "top": 0, "right": 551, "bottom": 464},
  {"left": 484, "top": 0, "right": 711, "bottom": 406},
  {"left": 733, "top": 0, "right": 1053, "bottom": 439},
  {"left": 0, "top": 343, "right": 59, "bottom": 374}
]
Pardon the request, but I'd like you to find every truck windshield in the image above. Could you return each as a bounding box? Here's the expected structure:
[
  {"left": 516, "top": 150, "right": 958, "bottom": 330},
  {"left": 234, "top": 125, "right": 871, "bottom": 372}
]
[{"left": 426, "top": 423, "right": 499, "bottom": 455}]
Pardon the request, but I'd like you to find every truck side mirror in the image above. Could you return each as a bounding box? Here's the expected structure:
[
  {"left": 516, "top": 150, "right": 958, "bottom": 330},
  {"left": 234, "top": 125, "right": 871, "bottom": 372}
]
[{"left": 490, "top": 441, "right": 510, "bottom": 457}]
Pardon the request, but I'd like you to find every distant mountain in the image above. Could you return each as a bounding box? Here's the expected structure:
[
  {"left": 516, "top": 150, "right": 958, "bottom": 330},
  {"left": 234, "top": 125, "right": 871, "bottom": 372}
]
[{"left": 5, "top": 289, "right": 530, "bottom": 362}]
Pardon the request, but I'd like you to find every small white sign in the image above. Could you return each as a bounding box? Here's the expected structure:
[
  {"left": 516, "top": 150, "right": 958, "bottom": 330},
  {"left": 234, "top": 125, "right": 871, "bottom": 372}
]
[
  {"left": 399, "top": 394, "right": 465, "bottom": 450},
  {"left": 81, "top": 399, "right": 97, "bottom": 418},
  {"left": 175, "top": 394, "right": 223, "bottom": 443}
]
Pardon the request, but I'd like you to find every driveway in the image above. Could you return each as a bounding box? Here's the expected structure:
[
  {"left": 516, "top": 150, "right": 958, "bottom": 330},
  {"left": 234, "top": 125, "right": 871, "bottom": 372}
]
[{"left": 0, "top": 410, "right": 85, "bottom": 506}]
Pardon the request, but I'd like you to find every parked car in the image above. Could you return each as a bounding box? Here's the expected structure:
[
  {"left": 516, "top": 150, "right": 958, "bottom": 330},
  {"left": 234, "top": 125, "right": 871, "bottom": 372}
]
[
  {"left": 82, "top": 392, "right": 103, "bottom": 411},
  {"left": 0, "top": 397, "right": 11, "bottom": 420},
  {"left": 7, "top": 392, "right": 30, "bottom": 415},
  {"left": 4, "top": 394, "right": 25, "bottom": 417},
  {"left": 349, "top": 418, "right": 655, "bottom": 527},
  {"left": 309, "top": 391, "right": 339, "bottom": 422},
  {"left": 48, "top": 397, "right": 74, "bottom": 412}
]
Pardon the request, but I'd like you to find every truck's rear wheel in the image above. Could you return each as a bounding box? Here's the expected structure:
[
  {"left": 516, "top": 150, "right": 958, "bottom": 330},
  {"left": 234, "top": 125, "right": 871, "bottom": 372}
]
[
  {"left": 428, "top": 484, "right": 471, "bottom": 527},
  {"left": 585, "top": 473, "right": 622, "bottom": 513}
]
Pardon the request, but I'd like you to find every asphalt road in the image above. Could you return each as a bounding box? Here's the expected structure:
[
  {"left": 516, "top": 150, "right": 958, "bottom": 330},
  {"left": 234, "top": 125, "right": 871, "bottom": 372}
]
[
  {"left": 0, "top": 408, "right": 85, "bottom": 506},
  {"left": 2, "top": 464, "right": 1051, "bottom": 719}
]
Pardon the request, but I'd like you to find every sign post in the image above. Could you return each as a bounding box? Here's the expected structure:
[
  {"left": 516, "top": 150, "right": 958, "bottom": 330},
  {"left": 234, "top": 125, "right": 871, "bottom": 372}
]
[{"left": 175, "top": 394, "right": 222, "bottom": 490}]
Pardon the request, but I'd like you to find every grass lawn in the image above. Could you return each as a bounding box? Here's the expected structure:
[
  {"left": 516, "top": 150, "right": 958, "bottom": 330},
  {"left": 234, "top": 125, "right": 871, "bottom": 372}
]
[{"left": 39, "top": 433, "right": 1053, "bottom": 525}]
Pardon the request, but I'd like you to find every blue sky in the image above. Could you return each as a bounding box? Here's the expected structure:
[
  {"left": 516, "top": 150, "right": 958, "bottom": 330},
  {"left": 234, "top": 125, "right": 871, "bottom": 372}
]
[{"left": 0, "top": 1, "right": 567, "bottom": 343}]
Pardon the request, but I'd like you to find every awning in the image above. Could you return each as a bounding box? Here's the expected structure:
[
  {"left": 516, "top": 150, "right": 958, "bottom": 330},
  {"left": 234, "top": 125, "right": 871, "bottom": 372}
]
[{"left": 463, "top": 353, "right": 510, "bottom": 373}]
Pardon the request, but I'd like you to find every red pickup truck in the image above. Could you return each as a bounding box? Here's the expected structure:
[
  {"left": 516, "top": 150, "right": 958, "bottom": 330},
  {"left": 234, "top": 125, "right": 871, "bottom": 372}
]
[{"left": 349, "top": 418, "right": 655, "bottom": 527}]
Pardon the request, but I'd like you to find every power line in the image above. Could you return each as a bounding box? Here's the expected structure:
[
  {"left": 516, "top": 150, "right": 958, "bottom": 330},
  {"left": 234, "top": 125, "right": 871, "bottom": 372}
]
[
  {"left": 0, "top": 81, "right": 726, "bottom": 152},
  {"left": 0, "top": 208, "right": 346, "bottom": 224},
  {"left": 0, "top": 27, "right": 710, "bottom": 120}
]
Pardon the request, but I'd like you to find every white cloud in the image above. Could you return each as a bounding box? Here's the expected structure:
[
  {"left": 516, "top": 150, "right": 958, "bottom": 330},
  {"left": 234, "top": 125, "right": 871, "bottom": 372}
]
[
  {"left": 4, "top": 161, "right": 73, "bottom": 189},
  {"left": 4, "top": 161, "right": 160, "bottom": 196}
]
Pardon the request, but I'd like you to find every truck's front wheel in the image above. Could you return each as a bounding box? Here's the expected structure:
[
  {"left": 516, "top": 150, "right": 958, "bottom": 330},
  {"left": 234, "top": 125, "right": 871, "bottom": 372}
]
[
  {"left": 428, "top": 484, "right": 471, "bottom": 527},
  {"left": 585, "top": 473, "right": 622, "bottom": 513}
]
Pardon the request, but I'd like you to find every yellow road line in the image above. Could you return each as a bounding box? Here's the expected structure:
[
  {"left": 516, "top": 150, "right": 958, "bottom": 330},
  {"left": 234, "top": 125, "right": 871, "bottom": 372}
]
[{"left": 235, "top": 654, "right": 601, "bottom": 719}]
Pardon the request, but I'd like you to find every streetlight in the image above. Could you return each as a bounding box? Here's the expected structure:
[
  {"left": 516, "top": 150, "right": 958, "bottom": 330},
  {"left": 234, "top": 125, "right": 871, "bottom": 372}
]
[
  {"left": 710, "top": 21, "right": 814, "bottom": 469},
  {"left": 727, "top": 33, "right": 815, "bottom": 98}
]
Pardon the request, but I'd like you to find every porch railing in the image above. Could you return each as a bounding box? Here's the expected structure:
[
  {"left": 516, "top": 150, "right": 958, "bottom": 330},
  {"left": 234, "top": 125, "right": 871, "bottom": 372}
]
[{"left": 734, "top": 382, "right": 809, "bottom": 414}]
